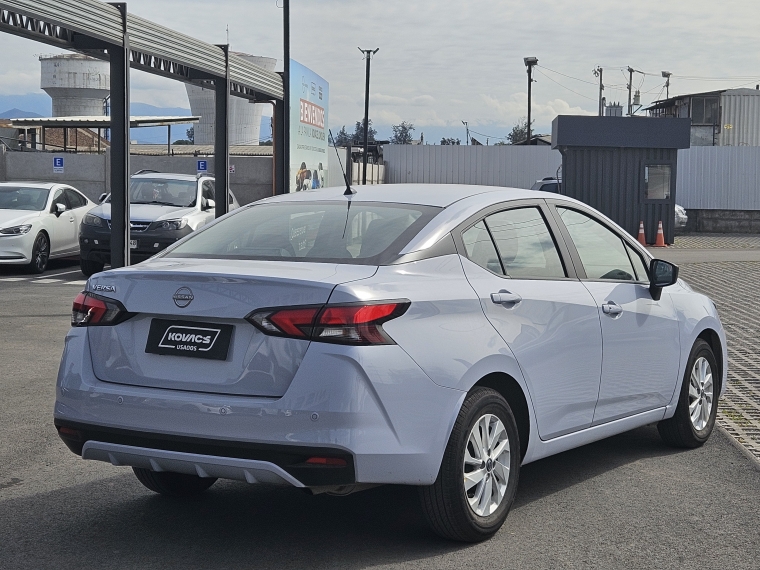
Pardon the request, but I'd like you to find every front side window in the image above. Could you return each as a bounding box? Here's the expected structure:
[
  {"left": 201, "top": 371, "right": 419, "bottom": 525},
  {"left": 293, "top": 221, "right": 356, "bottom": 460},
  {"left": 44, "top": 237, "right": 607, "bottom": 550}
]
[
  {"left": 166, "top": 201, "right": 440, "bottom": 265},
  {"left": 644, "top": 165, "right": 671, "bottom": 200},
  {"left": 625, "top": 242, "right": 649, "bottom": 282},
  {"left": 558, "top": 208, "right": 636, "bottom": 281},
  {"left": 485, "top": 207, "right": 566, "bottom": 279},
  {"left": 0, "top": 187, "right": 49, "bottom": 211}
]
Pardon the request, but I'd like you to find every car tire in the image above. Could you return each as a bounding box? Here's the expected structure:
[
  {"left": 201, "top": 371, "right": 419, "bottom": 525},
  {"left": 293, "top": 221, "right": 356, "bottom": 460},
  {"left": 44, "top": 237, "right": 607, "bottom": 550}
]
[
  {"left": 418, "top": 387, "right": 520, "bottom": 542},
  {"left": 132, "top": 467, "right": 217, "bottom": 497},
  {"left": 658, "top": 339, "right": 719, "bottom": 448},
  {"left": 26, "top": 232, "right": 49, "bottom": 274},
  {"left": 80, "top": 258, "right": 105, "bottom": 277}
]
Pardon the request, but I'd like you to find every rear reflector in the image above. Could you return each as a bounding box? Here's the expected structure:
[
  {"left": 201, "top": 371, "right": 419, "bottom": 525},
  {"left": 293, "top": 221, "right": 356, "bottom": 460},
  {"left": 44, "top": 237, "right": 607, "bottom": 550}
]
[
  {"left": 246, "top": 301, "right": 409, "bottom": 345},
  {"left": 305, "top": 457, "right": 347, "bottom": 467},
  {"left": 57, "top": 426, "right": 81, "bottom": 439},
  {"left": 72, "top": 292, "right": 131, "bottom": 327}
]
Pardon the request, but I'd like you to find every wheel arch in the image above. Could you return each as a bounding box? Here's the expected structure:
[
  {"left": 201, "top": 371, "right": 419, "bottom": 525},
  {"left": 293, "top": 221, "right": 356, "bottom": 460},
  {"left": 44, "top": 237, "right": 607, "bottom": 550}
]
[
  {"left": 471, "top": 372, "right": 530, "bottom": 460},
  {"left": 697, "top": 328, "right": 723, "bottom": 394}
]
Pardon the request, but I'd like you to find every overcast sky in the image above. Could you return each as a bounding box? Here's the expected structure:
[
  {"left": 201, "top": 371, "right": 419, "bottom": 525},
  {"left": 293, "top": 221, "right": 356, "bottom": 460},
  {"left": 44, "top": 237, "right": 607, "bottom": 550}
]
[{"left": 2, "top": 0, "right": 760, "bottom": 140}]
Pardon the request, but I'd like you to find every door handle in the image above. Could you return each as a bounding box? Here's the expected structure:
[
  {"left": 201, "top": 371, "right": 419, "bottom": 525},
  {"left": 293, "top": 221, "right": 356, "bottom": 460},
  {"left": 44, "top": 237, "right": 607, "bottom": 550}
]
[
  {"left": 602, "top": 301, "right": 623, "bottom": 316},
  {"left": 491, "top": 290, "right": 522, "bottom": 306}
]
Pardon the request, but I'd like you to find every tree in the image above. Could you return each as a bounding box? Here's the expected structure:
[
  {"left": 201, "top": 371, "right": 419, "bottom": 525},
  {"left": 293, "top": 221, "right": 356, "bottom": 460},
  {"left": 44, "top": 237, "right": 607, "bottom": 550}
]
[
  {"left": 332, "top": 125, "right": 351, "bottom": 146},
  {"left": 186, "top": 126, "right": 194, "bottom": 144},
  {"left": 506, "top": 117, "right": 534, "bottom": 144},
  {"left": 440, "top": 137, "right": 461, "bottom": 145},
  {"left": 352, "top": 120, "right": 377, "bottom": 144},
  {"left": 172, "top": 139, "right": 192, "bottom": 145},
  {"left": 390, "top": 121, "right": 415, "bottom": 144}
]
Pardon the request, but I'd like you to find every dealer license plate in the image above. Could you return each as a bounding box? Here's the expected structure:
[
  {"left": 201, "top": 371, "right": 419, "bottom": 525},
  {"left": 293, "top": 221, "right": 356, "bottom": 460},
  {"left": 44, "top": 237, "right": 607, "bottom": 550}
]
[{"left": 145, "top": 319, "right": 233, "bottom": 360}]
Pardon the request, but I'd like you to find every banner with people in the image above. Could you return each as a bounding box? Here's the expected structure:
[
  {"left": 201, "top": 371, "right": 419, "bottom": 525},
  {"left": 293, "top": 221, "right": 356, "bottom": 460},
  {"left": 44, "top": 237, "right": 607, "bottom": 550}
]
[{"left": 290, "top": 60, "right": 329, "bottom": 192}]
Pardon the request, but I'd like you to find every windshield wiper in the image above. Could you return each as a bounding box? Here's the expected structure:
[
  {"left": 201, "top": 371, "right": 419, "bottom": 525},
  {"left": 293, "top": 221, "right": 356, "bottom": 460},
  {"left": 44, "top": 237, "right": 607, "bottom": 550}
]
[{"left": 131, "top": 200, "right": 180, "bottom": 206}]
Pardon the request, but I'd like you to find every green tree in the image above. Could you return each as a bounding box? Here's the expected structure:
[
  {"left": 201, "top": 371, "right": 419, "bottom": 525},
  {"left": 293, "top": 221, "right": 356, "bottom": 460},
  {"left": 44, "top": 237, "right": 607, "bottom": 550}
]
[
  {"left": 332, "top": 125, "right": 351, "bottom": 146},
  {"left": 352, "top": 120, "right": 377, "bottom": 144},
  {"left": 186, "top": 126, "right": 194, "bottom": 144},
  {"left": 440, "top": 137, "right": 461, "bottom": 145},
  {"left": 390, "top": 121, "right": 415, "bottom": 144},
  {"left": 507, "top": 117, "right": 534, "bottom": 144}
]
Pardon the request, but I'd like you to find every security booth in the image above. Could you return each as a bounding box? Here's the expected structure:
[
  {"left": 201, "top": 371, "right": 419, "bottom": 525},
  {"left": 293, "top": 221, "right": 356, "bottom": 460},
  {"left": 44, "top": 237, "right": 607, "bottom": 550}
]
[{"left": 551, "top": 115, "right": 691, "bottom": 245}]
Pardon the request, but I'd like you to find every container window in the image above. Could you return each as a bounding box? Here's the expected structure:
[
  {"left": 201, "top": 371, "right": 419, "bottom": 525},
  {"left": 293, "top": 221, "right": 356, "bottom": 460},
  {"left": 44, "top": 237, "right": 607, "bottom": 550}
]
[{"left": 644, "top": 165, "right": 671, "bottom": 200}]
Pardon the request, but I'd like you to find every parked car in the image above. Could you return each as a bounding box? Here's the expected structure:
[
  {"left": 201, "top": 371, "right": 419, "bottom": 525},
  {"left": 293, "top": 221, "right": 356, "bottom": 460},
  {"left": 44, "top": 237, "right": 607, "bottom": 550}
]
[
  {"left": 79, "top": 172, "right": 240, "bottom": 276},
  {"left": 0, "top": 182, "right": 93, "bottom": 273},
  {"left": 531, "top": 178, "right": 689, "bottom": 230},
  {"left": 56, "top": 184, "right": 726, "bottom": 543}
]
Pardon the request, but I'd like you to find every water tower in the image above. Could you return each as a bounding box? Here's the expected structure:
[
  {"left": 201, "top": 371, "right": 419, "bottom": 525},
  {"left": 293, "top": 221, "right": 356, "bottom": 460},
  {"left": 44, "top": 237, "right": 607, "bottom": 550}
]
[
  {"left": 185, "top": 54, "right": 277, "bottom": 145},
  {"left": 40, "top": 54, "right": 110, "bottom": 117}
]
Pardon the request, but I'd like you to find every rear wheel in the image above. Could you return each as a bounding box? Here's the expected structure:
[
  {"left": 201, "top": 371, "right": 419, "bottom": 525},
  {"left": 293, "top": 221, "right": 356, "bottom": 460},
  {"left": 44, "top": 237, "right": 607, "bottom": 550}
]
[
  {"left": 80, "top": 257, "right": 105, "bottom": 277},
  {"left": 27, "top": 232, "right": 49, "bottom": 274},
  {"left": 658, "top": 339, "right": 718, "bottom": 448},
  {"left": 419, "top": 387, "right": 520, "bottom": 542},
  {"left": 132, "top": 467, "right": 217, "bottom": 497}
]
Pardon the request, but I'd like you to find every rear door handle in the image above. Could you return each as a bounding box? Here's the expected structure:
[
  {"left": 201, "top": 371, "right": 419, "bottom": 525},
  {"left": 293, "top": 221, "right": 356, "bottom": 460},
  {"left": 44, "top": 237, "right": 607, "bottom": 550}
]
[
  {"left": 491, "top": 290, "right": 522, "bottom": 306},
  {"left": 602, "top": 301, "right": 623, "bottom": 316}
]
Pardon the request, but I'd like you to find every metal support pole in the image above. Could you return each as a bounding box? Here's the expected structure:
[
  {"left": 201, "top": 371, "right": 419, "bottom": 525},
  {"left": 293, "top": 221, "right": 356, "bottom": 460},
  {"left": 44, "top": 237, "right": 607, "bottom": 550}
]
[
  {"left": 167, "top": 124, "right": 171, "bottom": 155},
  {"left": 358, "top": 48, "right": 378, "bottom": 185},
  {"left": 41, "top": 127, "right": 45, "bottom": 151},
  {"left": 282, "top": 0, "right": 290, "bottom": 194},
  {"left": 594, "top": 67, "right": 603, "bottom": 116},
  {"left": 346, "top": 144, "right": 352, "bottom": 185},
  {"left": 274, "top": 99, "right": 286, "bottom": 194},
  {"left": 524, "top": 57, "right": 538, "bottom": 144},
  {"left": 109, "top": 2, "right": 131, "bottom": 268},
  {"left": 627, "top": 67, "right": 634, "bottom": 116},
  {"left": 214, "top": 45, "right": 230, "bottom": 217}
]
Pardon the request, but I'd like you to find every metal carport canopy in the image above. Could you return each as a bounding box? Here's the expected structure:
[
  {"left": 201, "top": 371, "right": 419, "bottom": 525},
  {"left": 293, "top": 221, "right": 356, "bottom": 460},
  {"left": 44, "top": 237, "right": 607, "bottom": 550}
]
[{"left": 0, "top": 0, "right": 283, "bottom": 100}]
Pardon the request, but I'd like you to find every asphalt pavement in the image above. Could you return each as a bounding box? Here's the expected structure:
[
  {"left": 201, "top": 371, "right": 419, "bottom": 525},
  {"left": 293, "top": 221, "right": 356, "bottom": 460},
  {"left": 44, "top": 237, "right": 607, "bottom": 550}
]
[{"left": 0, "top": 248, "right": 759, "bottom": 569}]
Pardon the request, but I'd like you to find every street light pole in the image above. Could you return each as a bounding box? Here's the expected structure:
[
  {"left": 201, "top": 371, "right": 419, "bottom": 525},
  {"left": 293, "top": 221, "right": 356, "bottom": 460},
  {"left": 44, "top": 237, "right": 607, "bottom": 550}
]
[
  {"left": 524, "top": 57, "right": 538, "bottom": 143},
  {"left": 462, "top": 120, "right": 469, "bottom": 145},
  {"left": 359, "top": 47, "right": 379, "bottom": 185},
  {"left": 593, "top": 67, "right": 604, "bottom": 116},
  {"left": 662, "top": 71, "right": 672, "bottom": 99}
]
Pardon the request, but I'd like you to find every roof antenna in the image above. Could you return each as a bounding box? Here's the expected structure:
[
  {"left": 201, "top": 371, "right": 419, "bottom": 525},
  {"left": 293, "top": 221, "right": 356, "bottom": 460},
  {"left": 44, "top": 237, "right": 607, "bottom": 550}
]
[{"left": 329, "top": 128, "right": 355, "bottom": 196}]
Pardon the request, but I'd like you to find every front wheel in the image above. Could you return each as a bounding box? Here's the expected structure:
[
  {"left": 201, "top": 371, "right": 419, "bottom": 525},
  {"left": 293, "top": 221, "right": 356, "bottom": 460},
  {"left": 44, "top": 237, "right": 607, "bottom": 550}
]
[
  {"left": 658, "top": 339, "right": 719, "bottom": 448},
  {"left": 26, "top": 232, "right": 49, "bottom": 274},
  {"left": 132, "top": 467, "right": 217, "bottom": 497},
  {"left": 80, "top": 257, "right": 105, "bottom": 277},
  {"left": 419, "top": 387, "right": 520, "bottom": 542}
]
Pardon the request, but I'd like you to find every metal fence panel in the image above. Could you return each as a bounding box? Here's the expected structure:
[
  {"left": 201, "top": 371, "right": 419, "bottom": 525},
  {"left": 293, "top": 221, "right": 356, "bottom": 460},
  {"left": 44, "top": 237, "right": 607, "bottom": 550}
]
[
  {"left": 383, "top": 145, "right": 562, "bottom": 189},
  {"left": 677, "top": 146, "right": 760, "bottom": 210}
]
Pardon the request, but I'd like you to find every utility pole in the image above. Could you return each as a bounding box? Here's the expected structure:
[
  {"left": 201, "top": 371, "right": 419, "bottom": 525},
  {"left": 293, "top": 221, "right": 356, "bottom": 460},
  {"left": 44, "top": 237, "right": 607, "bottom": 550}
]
[
  {"left": 462, "top": 120, "right": 469, "bottom": 145},
  {"left": 627, "top": 66, "right": 634, "bottom": 116},
  {"left": 593, "top": 67, "right": 604, "bottom": 116},
  {"left": 524, "top": 57, "right": 538, "bottom": 143},
  {"left": 662, "top": 71, "right": 672, "bottom": 99},
  {"left": 358, "top": 47, "right": 379, "bottom": 185},
  {"left": 282, "top": 0, "right": 290, "bottom": 193}
]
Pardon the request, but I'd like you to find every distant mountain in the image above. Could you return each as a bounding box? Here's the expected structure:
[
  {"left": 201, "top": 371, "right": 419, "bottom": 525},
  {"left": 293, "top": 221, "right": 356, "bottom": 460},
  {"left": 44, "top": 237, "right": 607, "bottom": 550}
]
[
  {"left": 130, "top": 102, "right": 191, "bottom": 117},
  {"left": 0, "top": 94, "right": 51, "bottom": 117},
  {"left": 0, "top": 108, "right": 43, "bottom": 119}
]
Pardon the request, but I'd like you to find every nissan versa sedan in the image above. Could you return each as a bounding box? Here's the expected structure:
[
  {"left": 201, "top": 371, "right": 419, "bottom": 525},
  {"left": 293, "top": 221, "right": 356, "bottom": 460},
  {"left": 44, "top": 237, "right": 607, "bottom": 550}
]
[
  {"left": 55, "top": 184, "right": 726, "bottom": 542},
  {"left": 0, "top": 182, "right": 93, "bottom": 273},
  {"left": 79, "top": 172, "right": 240, "bottom": 276}
]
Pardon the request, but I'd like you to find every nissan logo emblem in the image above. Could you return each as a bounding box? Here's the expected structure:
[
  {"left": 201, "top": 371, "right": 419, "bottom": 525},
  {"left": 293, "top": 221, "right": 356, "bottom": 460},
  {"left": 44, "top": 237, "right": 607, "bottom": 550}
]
[{"left": 173, "top": 287, "right": 194, "bottom": 308}]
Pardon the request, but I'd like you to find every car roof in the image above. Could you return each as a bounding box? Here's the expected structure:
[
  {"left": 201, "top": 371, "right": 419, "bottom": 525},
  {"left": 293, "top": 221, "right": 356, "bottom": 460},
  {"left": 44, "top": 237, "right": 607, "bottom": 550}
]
[
  {"left": 257, "top": 184, "right": 570, "bottom": 208},
  {"left": 0, "top": 182, "right": 59, "bottom": 190},
  {"left": 131, "top": 172, "right": 204, "bottom": 181}
]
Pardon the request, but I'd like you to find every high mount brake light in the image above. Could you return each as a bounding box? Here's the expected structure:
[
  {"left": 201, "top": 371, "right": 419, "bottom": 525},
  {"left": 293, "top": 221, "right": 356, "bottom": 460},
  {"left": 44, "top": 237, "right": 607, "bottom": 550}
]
[
  {"left": 246, "top": 301, "right": 410, "bottom": 345},
  {"left": 72, "top": 292, "right": 130, "bottom": 327}
]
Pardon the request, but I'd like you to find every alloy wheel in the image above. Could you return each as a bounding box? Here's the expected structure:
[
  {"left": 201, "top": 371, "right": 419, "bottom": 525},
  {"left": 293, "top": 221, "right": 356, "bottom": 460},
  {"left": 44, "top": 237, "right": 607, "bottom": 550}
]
[
  {"left": 688, "top": 356, "right": 713, "bottom": 431},
  {"left": 34, "top": 234, "right": 49, "bottom": 272},
  {"left": 463, "top": 413, "right": 511, "bottom": 517}
]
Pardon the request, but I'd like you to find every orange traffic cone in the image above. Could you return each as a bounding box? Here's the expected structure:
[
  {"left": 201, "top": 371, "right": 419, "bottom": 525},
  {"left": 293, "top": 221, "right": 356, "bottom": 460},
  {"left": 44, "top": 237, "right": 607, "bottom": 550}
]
[
  {"left": 653, "top": 220, "right": 666, "bottom": 247},
  {"left": 637, "top": 221, "right": 647, "bottom": 246}
]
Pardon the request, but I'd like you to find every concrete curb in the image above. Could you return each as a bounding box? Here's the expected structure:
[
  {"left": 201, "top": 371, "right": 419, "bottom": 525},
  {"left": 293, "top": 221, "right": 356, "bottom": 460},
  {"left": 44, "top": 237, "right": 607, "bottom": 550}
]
[{"left": 717, "top": 425, "right": 760, "bottom": 470}]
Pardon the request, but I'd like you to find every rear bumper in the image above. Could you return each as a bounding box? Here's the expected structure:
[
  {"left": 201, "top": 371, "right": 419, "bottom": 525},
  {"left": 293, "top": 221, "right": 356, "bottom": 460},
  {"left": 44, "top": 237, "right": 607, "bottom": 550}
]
[{"left": 55, "top": 327, "right": 465, "bottom": 487}]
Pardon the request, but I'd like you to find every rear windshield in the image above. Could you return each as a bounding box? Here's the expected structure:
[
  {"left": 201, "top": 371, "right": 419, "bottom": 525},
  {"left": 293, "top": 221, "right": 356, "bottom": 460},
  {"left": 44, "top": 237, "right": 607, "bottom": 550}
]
[
  {"left": 0, "top": 187, "right": 49, "bottom": 211},
  {"left": 164, "top": 201, "right": 441, "bottom": 265}
]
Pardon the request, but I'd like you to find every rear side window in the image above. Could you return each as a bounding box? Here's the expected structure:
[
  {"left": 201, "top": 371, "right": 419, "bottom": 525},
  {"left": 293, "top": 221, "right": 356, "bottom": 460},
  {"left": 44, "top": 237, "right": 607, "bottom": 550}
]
[
  {"left": 558, "top": 208, "right": 636, "bottom": 281},
  {"left": 485, "top": 207, "right": 566, "bottom": 279},
  {"left": 64, "top": 188, "right": 87, "bottom": 209},
  {"left": 462, "top": 222, "right": 503, "bottom": 274},
  {"left": 166, "top": 201, "right": 441, "bottom": 265}
]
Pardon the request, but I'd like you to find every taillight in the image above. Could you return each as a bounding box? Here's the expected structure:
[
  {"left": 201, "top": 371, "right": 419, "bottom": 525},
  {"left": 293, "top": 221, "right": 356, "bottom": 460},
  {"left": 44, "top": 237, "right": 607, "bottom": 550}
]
[
  {"left": 246, "top": 301, "right": 409, "bottom": 345},
  {"left": 72, "top": 292, "right": 131, "bottom": 327}
]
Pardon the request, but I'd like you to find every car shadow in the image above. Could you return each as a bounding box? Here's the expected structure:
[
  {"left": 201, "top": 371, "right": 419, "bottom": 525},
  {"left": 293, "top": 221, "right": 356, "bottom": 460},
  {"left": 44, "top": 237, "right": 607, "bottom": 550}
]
[
  {"left": 0, "top": 425, "right": 697, "bottom": 569},
  {"left": 0, "top": 256, "right": 80, "bottom": 277}
]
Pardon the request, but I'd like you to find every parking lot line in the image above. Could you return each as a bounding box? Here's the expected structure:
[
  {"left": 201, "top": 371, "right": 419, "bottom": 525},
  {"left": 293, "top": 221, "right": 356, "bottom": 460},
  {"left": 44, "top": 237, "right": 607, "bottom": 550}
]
[
  {"left": 31, "top": 279, "right": 62, "bottom": 284},
  {"left": 0, "top": 277, "right": 27, "bottom": 282},
  {"left": 34, "top": 269, "right": 83, "bottom": 279},
  {"left": 65, "top": 280, "right": 88, "bottom": 286}
]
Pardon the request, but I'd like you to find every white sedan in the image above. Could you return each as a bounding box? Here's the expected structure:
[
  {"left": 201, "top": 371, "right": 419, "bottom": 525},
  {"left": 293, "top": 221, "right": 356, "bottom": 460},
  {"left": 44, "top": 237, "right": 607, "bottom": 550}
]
[
  {"left": 55, "top": 184, "right": 726, "bottom": 542},
  {"left": 0, "top": 182, "right": 93, "bottom": 273}
]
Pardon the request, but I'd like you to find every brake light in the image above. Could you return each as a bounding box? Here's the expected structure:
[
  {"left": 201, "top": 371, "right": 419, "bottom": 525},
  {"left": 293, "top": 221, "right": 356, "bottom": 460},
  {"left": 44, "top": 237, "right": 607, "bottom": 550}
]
[
  {"left": 305, "top": 457, "right": 347, "bottom": 466},
  {"left": 246, "top": 301, "right": 410, "bottom": 345},
  {"left": 72, "top": 292, "right": 130, "bottom": 326}
]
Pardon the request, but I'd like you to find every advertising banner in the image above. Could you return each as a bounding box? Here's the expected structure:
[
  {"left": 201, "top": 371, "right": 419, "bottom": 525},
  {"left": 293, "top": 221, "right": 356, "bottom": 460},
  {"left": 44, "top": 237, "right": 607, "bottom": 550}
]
[{"left": 290, "top": 60, "right": 329, "bottom": 192}]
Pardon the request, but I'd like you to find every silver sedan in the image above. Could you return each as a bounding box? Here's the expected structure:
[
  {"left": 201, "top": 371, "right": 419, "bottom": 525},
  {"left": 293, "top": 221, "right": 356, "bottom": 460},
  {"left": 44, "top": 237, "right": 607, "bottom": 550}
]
[{"left": 55, "top": 184, "right": 726, "bottom": 542}]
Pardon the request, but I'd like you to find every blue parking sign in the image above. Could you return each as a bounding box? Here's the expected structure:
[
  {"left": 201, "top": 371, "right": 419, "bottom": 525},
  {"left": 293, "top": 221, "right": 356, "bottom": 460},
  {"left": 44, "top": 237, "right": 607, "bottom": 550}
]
[
  {"left": 197, "top": 160, "right": 208, "bottom": 173},
  {"left": 53, "top": 157, "right": 64, "bottom": 173}
]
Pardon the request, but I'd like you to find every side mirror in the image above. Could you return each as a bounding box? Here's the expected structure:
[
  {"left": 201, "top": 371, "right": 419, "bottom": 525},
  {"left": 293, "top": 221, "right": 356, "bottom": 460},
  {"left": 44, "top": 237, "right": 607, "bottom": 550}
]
[
  {"left": 206, "top": 199, "right": 216, "bottom": 211},
  {"left": 99, "top": 193, "right": 107, "bottom": 204},
  {"left": 55, "top": 203, "right": 66, "bottom": 217},
  {"left": 649, "top": 259, "right": 679, "bottom": 301}
]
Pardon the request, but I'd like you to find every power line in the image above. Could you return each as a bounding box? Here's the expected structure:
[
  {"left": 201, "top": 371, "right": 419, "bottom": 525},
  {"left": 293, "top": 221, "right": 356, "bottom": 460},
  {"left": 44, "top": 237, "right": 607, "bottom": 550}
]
[
  {"left": 534, "top": 68, "right": 597, "bottom": 101},
  {"left": 535, "top": 65, "right": 597, "bottom": 85}
]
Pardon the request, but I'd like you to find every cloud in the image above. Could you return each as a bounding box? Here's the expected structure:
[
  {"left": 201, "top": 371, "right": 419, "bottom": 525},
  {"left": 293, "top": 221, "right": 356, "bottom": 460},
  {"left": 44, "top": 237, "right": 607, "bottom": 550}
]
[{"left": 481, "top": 93, "right": 595, "bottom": 127}]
